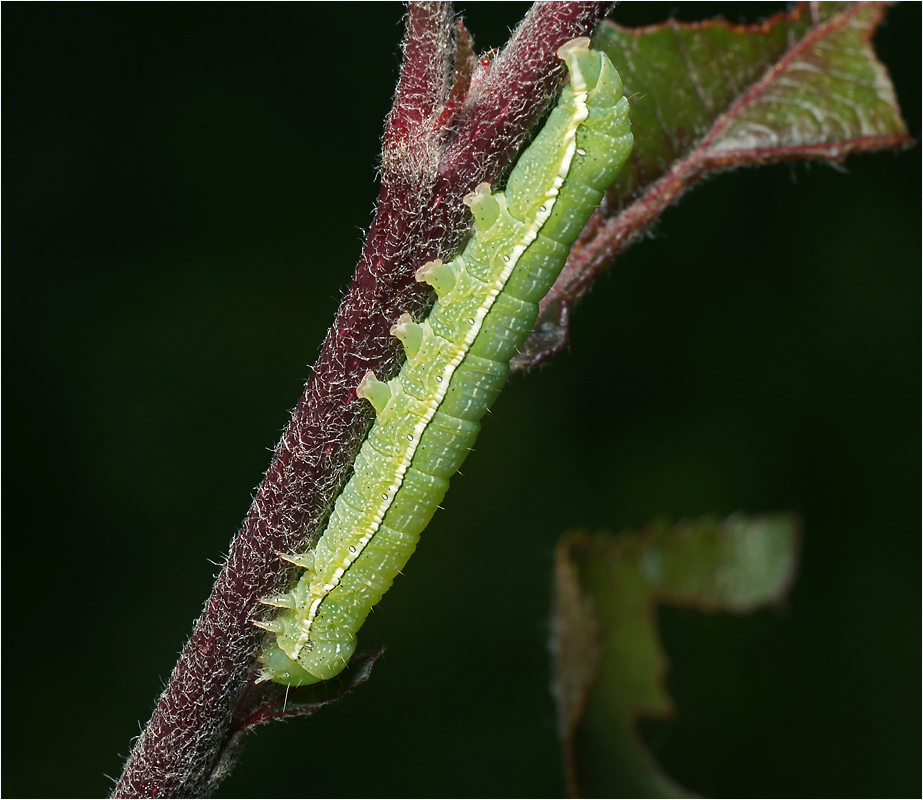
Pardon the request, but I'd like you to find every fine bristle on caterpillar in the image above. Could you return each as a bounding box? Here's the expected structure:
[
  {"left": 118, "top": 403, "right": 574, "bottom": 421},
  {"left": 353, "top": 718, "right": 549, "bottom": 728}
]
[{"left": 255, "top": 38, "right": 633, "bottom": 686}]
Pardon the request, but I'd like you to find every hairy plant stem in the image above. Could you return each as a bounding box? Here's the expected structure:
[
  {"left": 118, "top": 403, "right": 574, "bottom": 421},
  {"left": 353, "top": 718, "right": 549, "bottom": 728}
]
[{"left": 112, "top": 3, "right": 614, "bottom": 796}]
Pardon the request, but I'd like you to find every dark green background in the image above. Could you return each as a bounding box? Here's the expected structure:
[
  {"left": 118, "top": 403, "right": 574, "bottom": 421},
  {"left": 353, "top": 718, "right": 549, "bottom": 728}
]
[{"left": 4, "top": 3, "right": 919, "bottom": 797}]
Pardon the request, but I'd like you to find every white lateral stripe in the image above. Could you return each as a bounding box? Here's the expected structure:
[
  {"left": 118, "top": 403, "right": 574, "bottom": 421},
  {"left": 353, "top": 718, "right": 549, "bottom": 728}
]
[{"left": 292, "top": 87, "right": 590, "bottom": 658}]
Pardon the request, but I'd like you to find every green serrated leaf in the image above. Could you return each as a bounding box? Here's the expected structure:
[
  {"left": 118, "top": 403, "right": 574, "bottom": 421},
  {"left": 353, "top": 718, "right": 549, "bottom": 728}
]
[
  {"left": 599, "top": 2, "right": 909, "bottom": 202},
  {"left": 551, "top": 514, "right": 799, "bottom": 798},
  {"left": 516, "top": 3, "right": 913, "bottom": 369}
]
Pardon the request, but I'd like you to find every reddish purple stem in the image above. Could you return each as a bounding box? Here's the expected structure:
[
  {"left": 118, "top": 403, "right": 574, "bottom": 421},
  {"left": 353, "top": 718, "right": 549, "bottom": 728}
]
[{"left": 112, "top": 3, "right": 613, "bottom": 797}]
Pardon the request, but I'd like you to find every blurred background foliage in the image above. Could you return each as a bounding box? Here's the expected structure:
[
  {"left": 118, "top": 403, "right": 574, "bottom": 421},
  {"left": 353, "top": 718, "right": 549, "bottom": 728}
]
[{"left": 3, "top": 3, "right": 918, "bottom": 797}]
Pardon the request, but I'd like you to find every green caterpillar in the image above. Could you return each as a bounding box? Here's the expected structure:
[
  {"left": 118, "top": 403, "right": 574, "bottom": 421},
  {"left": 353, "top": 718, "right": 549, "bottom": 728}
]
[{"left": 255, "top": 38, "right": 633, "bottom": 686}]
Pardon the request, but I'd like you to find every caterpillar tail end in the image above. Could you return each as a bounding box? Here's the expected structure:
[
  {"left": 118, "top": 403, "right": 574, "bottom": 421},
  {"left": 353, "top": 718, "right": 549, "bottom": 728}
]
[
  {"left": 556, "top": 37, "right": 597, "bottom": 93},
  {"left": 556, "top": 36, "right": 591, "bottom": 60}
]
